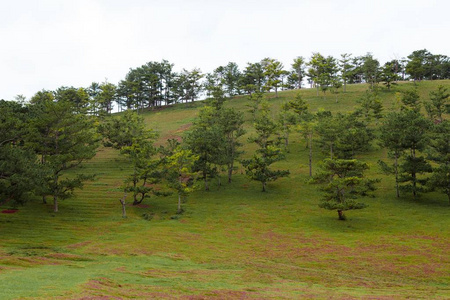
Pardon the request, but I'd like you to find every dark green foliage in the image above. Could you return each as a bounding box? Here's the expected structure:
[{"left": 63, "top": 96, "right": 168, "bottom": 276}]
[
  {"left": 288, "top": 93, "right": 309, "bottom": 117},
  {"left": 262, "top": 58, "right": 287, "bottom": 97},
  {"left": 205, "top": 62, "right": 242, "bottom": 97},
  {"left": 116, "top": 60, "right": 176, "bottom": 110},
  {"left": 186, "top": 91, "right": 245, "bottom": 188},
  {"left": 406, "top": 49, "right": 432, "bottom": 82},
  {"left": 398, "top": 155, "right": 432, "bottom": 196},
  {"left": 54, "top": 86, "right": 90, "bottom": 113},
  {"left": 401, "top": 88, "right": 421, "bottom": 112},
  {"left": 98, "top": 110, "right": 155, "bottom": 149},
  {"left": 242, "top": 103, "right": 289, "bottom": 191},
  {"left": 315, "top": 110, "right": 339, "bottom": 159},
  {"left": 347, "top": 56, "right": 364, "bottom": 84},
  {"left": 356, "top": 90, "right": 383, "bottom": 124},
  {"left": 96, "top": 82, "right": 117, "bottom": 115},
  {"left": 241, "top": 146, "right": 290, "bottom": 192},
  {"left": 185, "top": 106, "right": 226, "bottom": 190},
  {"left": 162, "top": 145, "right": 198, "bottom": 213},
  {"left": 0, "top": 145, "right": 44, "bottom": 206},
  {"left": 397, "top": 110, "right": 432, "bottom": 199},
  {"left": 426, "top": 85, "right": 449, "bottom": 122},
  {"left": 334, "top": 112, "right": 374, "bottom": 159},
  {"left": 27, "top": 94, "right": 100, "bottom": 212},
  {"left": 339, "top": 53, "right": 352, "bottom": 92},
  {"left": 378, "top": 112, "right": 406, "bottom": 197},
  {"left": 307, "top": 53, "right": 338, "bottom": 96},
  {"left": 100, "top": 110, "right": 161, "bottom": 204},
  {"left": 174, "top": 68, "right": 204, "bottom": 104},
  {"left": 247, "top": 92, "right": 264, "bottom": 122},
  {"left": 241, "top": 62, "right": 265, "bottom": 95},
  {"left": 362, "top": 53, "right": 380, "bottom": 88},
  {"left": 379, "top": 61, "right": 400, "bottom": 90},
  {"left": 290, "top": 56, "right": 306, "bottom": 89},
  {"left": 312, "top": 159, "right": 377, "bottom": 220},
  {"left": 277, "top": 103, "right": 297, "bottom": 151},
  {"left": 218, "top": 108, "right": 245, "bottom": 183},
  {"left": 0, "top": 100, "right": 28, "bottom": 145},
  {"left": 121, "top": 139, "right": 162, "bottom": 205},
  {"left": 316, "top": 111, "right": 374, "bottom": 159},
  {"left": 0, "top": 100, "right": 45, "bottom": 205},
  {"left": 427, "top": 120, "right": 450, "bottom": 203}
]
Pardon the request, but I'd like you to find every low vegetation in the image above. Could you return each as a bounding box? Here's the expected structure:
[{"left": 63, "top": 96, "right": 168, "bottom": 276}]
[{"left": 1, "top": 67, "right": 449, "bottom": 297}]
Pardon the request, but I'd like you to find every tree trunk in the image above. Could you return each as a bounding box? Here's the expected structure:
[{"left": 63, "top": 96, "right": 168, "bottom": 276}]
[
  {"left": 204, "top": 175, "right": 209, "bottom": 191},
  {"left": 120, "top": 192, "right": 127, "bottom": 218},
  {"left": 177, "top": 193, "right": 182, "bottom": 214},
  {"left": 337, "top": 210, "right": 346, "bottom": 220},
  {"left": 395, "top": 154, "right": 400, "bottom": 198},
  {"left": 228, "top": 163, "right": 233, "bottom": 183},
  {"left": 411, "top": 149, "right": 417, "bottom": 200},
  {"left": 132, "top": 192, "right": 144, "bottom": 205},
  {"left": 284, "top": 131, "right": 289, "bottom": 151},
  {"left": 53, "top": 195, "right": 58, "bottom": 213},
  {"left": 262, "top": 181, "right": 266, "bottom": 192},
  {"left": 308, "top": 133, "right": 313, "bottom": 177}
]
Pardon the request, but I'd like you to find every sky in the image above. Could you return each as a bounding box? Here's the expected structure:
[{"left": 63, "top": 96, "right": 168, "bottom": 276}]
[{"left": 1, "top": 0, "right": 449, "bottom": 100}]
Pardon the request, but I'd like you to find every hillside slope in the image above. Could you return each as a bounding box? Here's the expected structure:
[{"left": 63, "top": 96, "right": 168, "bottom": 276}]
[{"left": 0, "top": 81, "right": 449, "bottom": 299}]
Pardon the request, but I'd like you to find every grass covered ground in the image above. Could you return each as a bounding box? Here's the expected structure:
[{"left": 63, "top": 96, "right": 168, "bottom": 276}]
[{"left": 0, "top": 81, "right": 449, "bottom": 299}]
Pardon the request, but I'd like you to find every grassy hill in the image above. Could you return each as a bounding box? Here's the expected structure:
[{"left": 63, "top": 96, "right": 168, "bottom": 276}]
[{"left": 0, "top": 81, "right": 449, "bottom": 299}]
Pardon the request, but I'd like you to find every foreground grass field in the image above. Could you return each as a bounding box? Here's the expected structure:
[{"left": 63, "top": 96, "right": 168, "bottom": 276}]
[{"left": 1, "top": 81, "right": 449, "bottom": 299}]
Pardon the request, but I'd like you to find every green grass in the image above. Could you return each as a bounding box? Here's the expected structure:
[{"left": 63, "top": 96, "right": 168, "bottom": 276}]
[{"left": 0, "top": 81, "right": 449, "bottom": 299}]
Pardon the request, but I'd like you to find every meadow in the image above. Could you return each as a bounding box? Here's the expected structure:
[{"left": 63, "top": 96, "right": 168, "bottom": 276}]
[{"left": 0, "top": 81, "right": 449, "bottom": 299}]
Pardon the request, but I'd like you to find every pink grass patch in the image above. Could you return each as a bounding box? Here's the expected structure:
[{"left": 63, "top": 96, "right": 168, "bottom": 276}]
[
  {"left": 1, "top": 209, "right": 18, "bottom": 214},
  {"left": 66, "top": 241, "right": 92, "bottom": 249}
]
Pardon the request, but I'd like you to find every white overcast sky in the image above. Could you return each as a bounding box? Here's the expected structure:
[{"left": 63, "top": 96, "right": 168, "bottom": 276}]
[{"left": 1, "top": 0, "right": 449, "bottom": 100}]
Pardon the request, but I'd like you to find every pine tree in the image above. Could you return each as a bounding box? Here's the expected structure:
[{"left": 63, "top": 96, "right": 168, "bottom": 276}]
[
  {"left": 427, "top": 120, "right": 450, "bottom": 204},
  {"left": 98, "top": 110, "right": 154, "bottom": 149},
  {"left": 242, "top": 103, "right": 289, "bottom": 191},
  {"left": 0, "top": 100, "right": 45, "bottom": 205},
  {"left": 378, "top": 112, "right": 406, "bottom": 198},
  {"left": 426, "top": 85, "right": 449, "bottom": 122},
  {"left": 397, "top": 110, "right": 432, "bottom": 199},
  {"left": 164, "top": 146, "right": 198, "bottom": 214},
  {"left": 217, "top": 108, "right": 245, "bottom": 183},
  {"left": 312, "top": 159, "right": 377, "bottom": 220},
  {"left": 185, "top": 106, "right": 225, "bottom": 190},
  {"left": 120, "top": 139, "right": 161, "bottom": 205},
  {"left": 27, "top": 94, "right": 99, "bottom": 212}
]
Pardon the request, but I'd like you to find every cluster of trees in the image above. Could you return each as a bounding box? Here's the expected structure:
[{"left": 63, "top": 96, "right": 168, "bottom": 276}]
[
  {"left": 1, "top": 83, "right": 449, "bottom": 219},
  {"left": 109, "top": 48, "right": 448, "bottom": 109},
  {"left": 0, "top": 91, "right": 98, "bottom": 212},
  {"left": 301, "top": 86, "right": 449, "bottom": 219},
  {"left": 10, "top": 49, "right": 448, "bottom": 115},
  {"left": 1, "top": 51, "right": 449, "bottom": 220},
  {"left": 96, "top": 82, "right": 449, "bottom": 220},
  {"left": 378, "top": 87, "right": 450, "bottom": 201}
]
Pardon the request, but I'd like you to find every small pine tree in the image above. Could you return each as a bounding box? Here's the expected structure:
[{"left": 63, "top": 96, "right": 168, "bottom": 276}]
[
  {"left": 426, "top": 120, "right": 450, "bottom": 204},
  {"left": 242, "top": 103, "right": 289, "bottom": 191},
  {"left": 164, "top": 146, "right": 198, "bottom": 214},
  {"left": 312, "top": 159, "right": 378, "bottom": 220}
]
